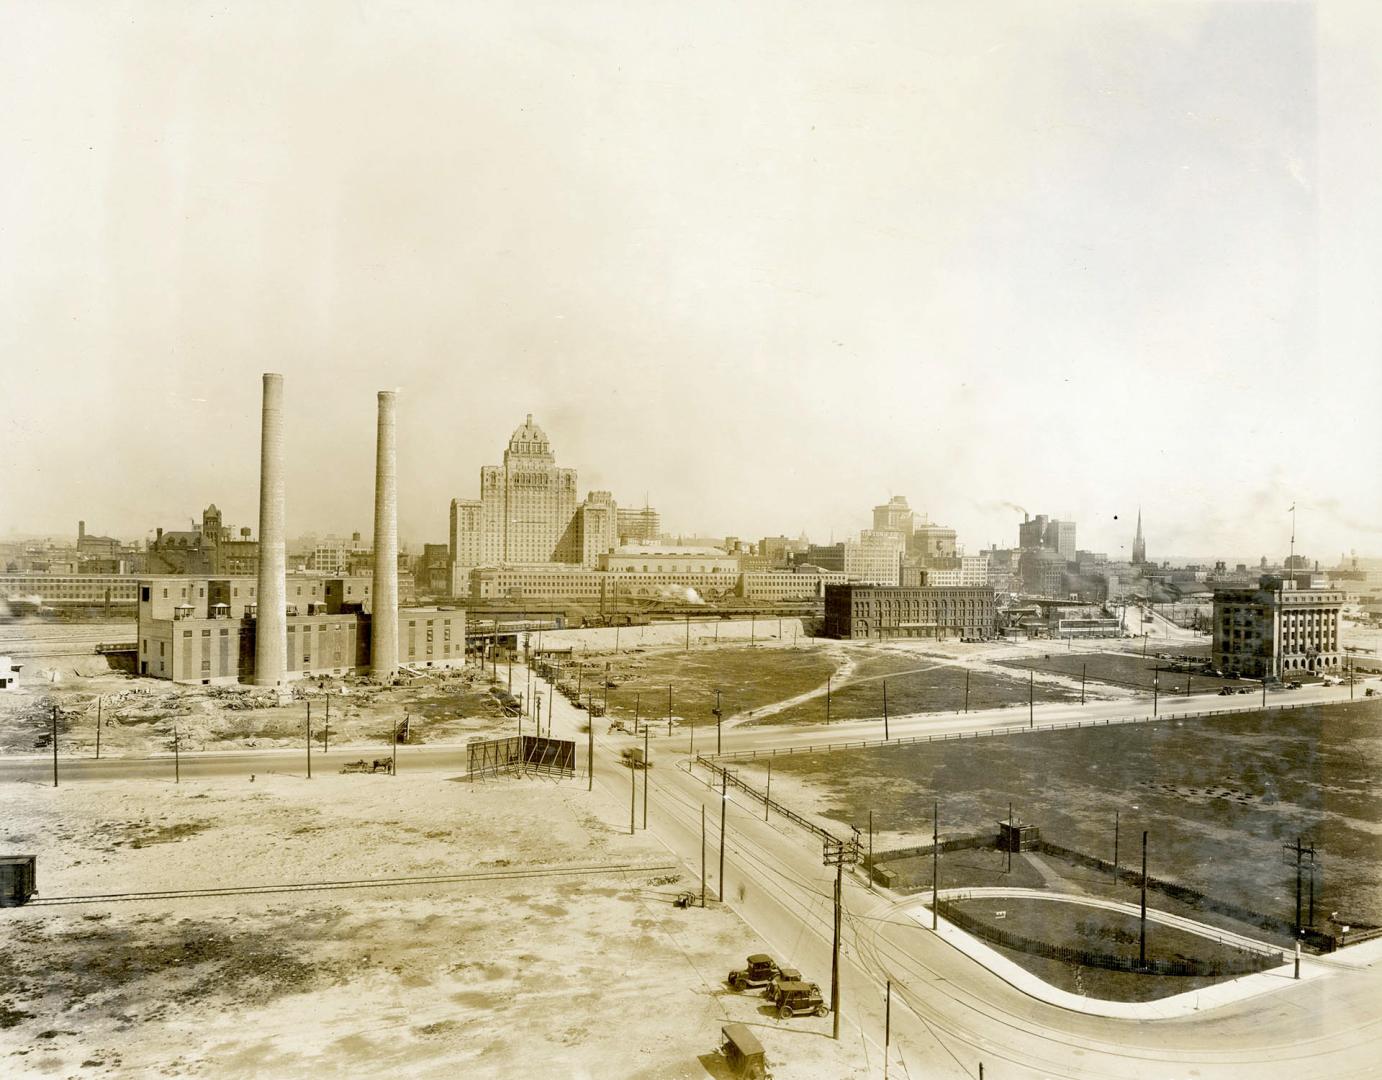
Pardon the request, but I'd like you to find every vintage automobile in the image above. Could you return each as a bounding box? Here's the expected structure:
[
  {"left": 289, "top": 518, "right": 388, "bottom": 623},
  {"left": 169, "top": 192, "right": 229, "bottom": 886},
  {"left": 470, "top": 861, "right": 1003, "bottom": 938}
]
[
  {"left": 772, "top": 980, "right": 828, "bottom": 1019},
  {"left": 763, "top": 967, "right": 802, "bottom": 997},
  {"left": 719, "top": 1023, "right": 767, "bottom": 1079},
  {"left": 728, "top": 954, "right": 781, "bottom": 991}
]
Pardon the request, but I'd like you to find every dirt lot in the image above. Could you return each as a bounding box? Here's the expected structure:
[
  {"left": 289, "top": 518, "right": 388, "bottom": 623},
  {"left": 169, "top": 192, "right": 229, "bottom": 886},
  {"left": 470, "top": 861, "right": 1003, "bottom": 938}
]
[
  {"left": 0, "top": 663, "right": 522, "bottom": 758},
  {"left": 0, "top": 772, "right": 866, "bottom": 1079},
  {"left": 561, "top": 644, "right": 841, "bottom": 728},
  {"left": 946, "top": 895, "right": 1271, "bottom": 1003},
  {"left": 733, "top": 700, "right": 1382, "bottom": 932},
  {"left": 999, "top": 651, "right": 1253, "bottom": 695},
  {"left": 762, "top": 648, "right": 1083, "bottom": 726}
]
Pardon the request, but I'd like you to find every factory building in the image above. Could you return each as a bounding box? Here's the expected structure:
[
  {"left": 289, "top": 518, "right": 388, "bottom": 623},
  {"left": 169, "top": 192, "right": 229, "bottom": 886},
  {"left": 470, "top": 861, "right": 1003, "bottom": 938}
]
[{"left": 823, "top": 583, "right": 996, "bottom": 640}]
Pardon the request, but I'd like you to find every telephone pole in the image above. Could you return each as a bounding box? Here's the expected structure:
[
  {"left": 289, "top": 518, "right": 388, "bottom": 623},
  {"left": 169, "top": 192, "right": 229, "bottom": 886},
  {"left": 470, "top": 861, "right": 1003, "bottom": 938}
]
[
  {"left": 642, "top": 726, "right": 650, "bottom": 829},
  {"left": 306, "top": 701, "right": 312, "bottom": 779},
  {"left": 882, "top": 680, "right": 889, "bottom": 741},
  {"left": 821, "top": 830, "right": 860, "bottom": 1040},
  {"left": 95, "top": 697, "right": 101, "bottom": 760},
  {"left": 719, "top": 769, "right": 729, "bottom": 903},
  {"left": 51, "top": 705, "right": 58, "bottom": 787},
  {"left": 700, "top": 806, "right": 707, "bottom": 908},
  {"left": 931, "top": 800, "right": 939, "bottom": 931},
  {"left": 714, "top": 689, "right": 723, "bottom": 754},
  {"left": 1139, "top": 830, "right": 1149, "bottom": 968}
]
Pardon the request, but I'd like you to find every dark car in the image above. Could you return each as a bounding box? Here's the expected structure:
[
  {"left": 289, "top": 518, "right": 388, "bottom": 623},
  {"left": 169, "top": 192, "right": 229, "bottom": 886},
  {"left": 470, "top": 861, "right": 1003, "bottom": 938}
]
[
  {"left": 1218, "top": 687, "right": 1235, "bottom": 696},
  {"left": 729, "top": 954, "right": 780, "bottom": 991},
  {"left": 763, "top": 967, "right": 802, "bottom": 997},
  {"left": 720, "top": 1023, "right": 767, "bottom": 1079},
  {"left": 773, "top": 980, "right": 828, "bottom": 1019}
]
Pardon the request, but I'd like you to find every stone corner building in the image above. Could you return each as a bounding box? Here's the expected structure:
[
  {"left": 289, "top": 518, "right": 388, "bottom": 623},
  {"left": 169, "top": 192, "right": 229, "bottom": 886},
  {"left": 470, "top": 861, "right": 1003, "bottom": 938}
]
[{"left": 1211, "top": 573, "right": 1343, "bottom": 679}]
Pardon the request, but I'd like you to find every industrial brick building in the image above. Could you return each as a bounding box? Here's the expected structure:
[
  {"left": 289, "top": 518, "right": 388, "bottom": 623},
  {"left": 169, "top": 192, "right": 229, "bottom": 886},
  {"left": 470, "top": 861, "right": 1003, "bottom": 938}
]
[
  {"left": 823, "top": 584, "right": 996, "bottom": 640},
  {"left": 1212, "top": 574, "right": 1344, "bottom": 679},
  {"left": 135, "top": 574, "right": 464, "bottom": 684}
]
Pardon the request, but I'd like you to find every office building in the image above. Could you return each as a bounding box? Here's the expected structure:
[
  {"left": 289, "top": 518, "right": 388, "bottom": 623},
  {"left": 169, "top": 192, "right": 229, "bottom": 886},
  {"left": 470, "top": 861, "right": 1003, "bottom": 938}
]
[
  {"left": 617, "top": 506, "right": 661, "bottom": 545},
  {"left": 823, "top": 584, "right": 995, "bottom": 640},
  {"left": 1212, "top": 574, "right": 1343, "bottom": 679},
  {"left": 1018, "top": 514, "right": 1076, "bottom": 562}
]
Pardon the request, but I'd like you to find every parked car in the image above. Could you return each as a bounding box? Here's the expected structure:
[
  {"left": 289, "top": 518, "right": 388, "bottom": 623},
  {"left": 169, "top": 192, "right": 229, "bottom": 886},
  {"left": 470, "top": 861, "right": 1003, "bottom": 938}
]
[
  {"left": 719, "top": 1023, "right": 767, "bottom": 1080},
  {"left": 764, "top": 967, "right": 802, "bottom": 997},
  {"left": 772, "top": 980, "right": 828, "bottom": 1019},
  {"left": 729, "top": 954, "right": 781, "bottom": 991},
  {"left": 1218, "top": 687, "right": 1235, "bottom": 696}
]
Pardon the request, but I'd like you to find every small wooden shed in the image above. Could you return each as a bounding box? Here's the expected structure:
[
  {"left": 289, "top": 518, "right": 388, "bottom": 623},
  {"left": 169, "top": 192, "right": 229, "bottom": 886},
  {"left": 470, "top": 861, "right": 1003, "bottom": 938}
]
[{"left": 0, "top": 855, "right": 37, "bottom": 906}]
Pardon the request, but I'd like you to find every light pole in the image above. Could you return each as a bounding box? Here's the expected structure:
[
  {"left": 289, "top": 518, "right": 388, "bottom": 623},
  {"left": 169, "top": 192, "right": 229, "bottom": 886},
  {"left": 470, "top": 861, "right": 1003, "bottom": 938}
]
[
  {"left": 719, "top": 769, "right": 728, "bottom": 903},
  {"left": 1139, "top": 830, "right": 1149, "bottom": 968},
  {"left": 714, "top": 689, "right": 722, "bottom": 755},
  {"left": 642, "top": 725, "right": 650, "bottom": 829}
]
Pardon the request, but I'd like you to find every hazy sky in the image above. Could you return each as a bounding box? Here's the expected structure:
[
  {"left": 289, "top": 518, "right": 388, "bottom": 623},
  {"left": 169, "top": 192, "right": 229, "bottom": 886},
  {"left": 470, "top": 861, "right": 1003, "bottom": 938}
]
[{"left": 3, "top": 2, "right": 1379, "bottom": 562}]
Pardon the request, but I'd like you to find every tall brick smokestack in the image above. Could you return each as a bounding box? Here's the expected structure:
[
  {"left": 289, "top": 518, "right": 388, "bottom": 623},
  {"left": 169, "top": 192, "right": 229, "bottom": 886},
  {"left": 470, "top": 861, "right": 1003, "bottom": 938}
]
[
  {"left": 254, "top": 373, "right": 287, "bottom": 686},
  {"left": 371, "top": 390, "right": 399, "bottom": 680}
]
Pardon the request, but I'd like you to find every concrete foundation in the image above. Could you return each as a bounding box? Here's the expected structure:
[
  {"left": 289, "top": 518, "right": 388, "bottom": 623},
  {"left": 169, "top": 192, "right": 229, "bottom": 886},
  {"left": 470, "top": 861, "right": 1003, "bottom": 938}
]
[
  {"left": 371, "top": 390, "right": 399, "bottom": 679},
  {"left": 254, "top": 373, "right": 287, "bottom": 686}
]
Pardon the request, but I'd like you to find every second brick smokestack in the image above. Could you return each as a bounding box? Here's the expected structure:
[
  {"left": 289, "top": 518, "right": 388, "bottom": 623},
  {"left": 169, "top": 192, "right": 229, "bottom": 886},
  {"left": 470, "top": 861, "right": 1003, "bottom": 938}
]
[
  {"left": 371, "top": 390, "right": 399, "bottom": 680},
  {"left": 254, "top": 373, "right": 287, "bottom": 686}
]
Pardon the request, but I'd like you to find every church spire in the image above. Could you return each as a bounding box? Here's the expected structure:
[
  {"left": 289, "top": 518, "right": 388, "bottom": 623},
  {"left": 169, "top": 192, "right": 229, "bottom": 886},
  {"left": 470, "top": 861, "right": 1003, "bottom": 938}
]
[{"left": 1132, "top": 507, "right": 1146, "bottom": 565}]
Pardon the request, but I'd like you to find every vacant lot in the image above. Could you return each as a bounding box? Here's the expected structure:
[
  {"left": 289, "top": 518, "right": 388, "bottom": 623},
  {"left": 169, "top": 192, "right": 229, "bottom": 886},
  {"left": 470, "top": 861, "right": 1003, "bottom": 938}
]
[
  {"left": 736, "top": 700, "right": 1382, "bottom": 932},
  {"left": 0, "top": 666, "right": 518, "bottom": 758},
  {"left": 0, "top": 773, "right": 864, "bottom": 1079},
  {"left": 764, "top": 650, "right": 1080, "bottom": 726},
  {"left": 945, "top": 896, "right": 1273, "bottom": 1003},
  {"left": 999, "top": 651, "right": 1248, "bottom": 695},
  {"left": 564, "top": 645, "right": 840, "bottom": 728}
]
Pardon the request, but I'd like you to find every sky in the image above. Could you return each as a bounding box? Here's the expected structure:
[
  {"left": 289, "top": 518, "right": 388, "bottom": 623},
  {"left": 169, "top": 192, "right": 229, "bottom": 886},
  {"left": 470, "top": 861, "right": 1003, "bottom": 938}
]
[{"left": 2, "top": 1, "right": 1379, "bottom": 563}]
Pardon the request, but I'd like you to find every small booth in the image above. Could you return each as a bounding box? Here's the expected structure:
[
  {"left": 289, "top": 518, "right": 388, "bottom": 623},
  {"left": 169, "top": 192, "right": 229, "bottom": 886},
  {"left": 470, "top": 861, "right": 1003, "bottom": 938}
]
[
  {"left": 998, "top": 819, "right": 1040, "bottom": 853},
  {"left": 0, "top": 855, "right": 37, "bottom": 906}
]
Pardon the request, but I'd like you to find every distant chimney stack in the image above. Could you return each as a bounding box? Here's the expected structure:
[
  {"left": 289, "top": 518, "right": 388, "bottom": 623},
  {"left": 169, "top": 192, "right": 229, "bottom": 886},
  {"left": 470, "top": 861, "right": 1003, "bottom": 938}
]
[
  {"left": 254, "top": 373, "right": 288, "bottom": 687},
  {"left": 371, "top": 391, "right": 399, "bottom": 681},
  {"left": 78, "top": 520, "right": 85, "bottom": 540}
]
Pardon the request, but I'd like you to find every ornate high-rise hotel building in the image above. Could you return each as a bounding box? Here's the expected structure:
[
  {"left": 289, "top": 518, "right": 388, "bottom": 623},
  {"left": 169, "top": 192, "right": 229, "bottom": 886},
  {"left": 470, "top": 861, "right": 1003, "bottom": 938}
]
[{"left": 450, "top": 415, "right": 619, "bottom": 578}]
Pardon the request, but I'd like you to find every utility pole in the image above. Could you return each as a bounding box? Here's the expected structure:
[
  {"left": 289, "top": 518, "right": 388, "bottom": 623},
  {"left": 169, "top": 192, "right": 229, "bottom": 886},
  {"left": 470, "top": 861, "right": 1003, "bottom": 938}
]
[
  {"left": 629, "top": 750, "right": 636, "bottom": 835},
  {"left": 714, "top": 689, "right": 722, "bottom": 754},
  {"left": 1029, "top": 670, "right": 1034, "bottom": 728},
  {"left": 719, "top": 769, "right": 728, "bottom": 903},
  {"left": 1153, "top": 672, "right": 1159, "bottom": 717},
  {"left": 1006, "top": 802, "right": 1012, "bottom": 874},
  {"left": 884, "top": 981, "right": 892, "bottom": 1080},
  {"left": 1114, "top": 809, "right": 1120, "bottom": 879},
  {"left": 685, "top": 613, "right": 690, "bottom": 651},
  {"left": 642, "top": 726, "right": 649, "bottom": 830},
  {"left": 667, "top": 684, "right": 673, "bottom": 739},
  {"left": 826, "top": 675, "right": 832, "bottom": 721},
  {"left": 964, "top": 669, "right": 970, "bottom": 714},
  {"left": 821, "top": 831, "right": 859, "bottom": 1040},
  {"left": 701, "top": 805, "right": 707, "bottom": 908},
  {"left": 633, "top": 692, "right": 640, "bottom": 737},
  {"left": 95, "top": 696, "right": 101, "bottom": 760},
  {"left": 547, "top": 676, "right": 553, "bottom": 732},
  {"left": 1081, "top": 663, "right": 1086, "bottom": 706},
  {"left": 604, "top": 661, "right": 610, "bottom": 715},
  {"left": 750, "top": 613, "right": 755, "bottom": 647},
  {"left": 306, "top": 701, "right": 312, "bottom": 779},
  {"left": 51, "top": 705, "right": 58, "bottom": 787},
  {"left": 1139, "top": 830, "right": 1149, "bottom": 968},
  {"left": 868, "top": 809, "right": 874, "bottom": 890},
  {"left": 883, "top": 680, "right": 889, "bottom": 741},
  {"left": 1262, "top": 676, "right": 1267, "bottom": 708},
  {"left": 587, "top": 704, "right": 594, "bottom": 792},
  {"left": 324, "top": 695, "right": 330, "bottom": 753},
  {"left": 931, "top": 799, "right": 939, "bottom": 931},
  {"left": 173, "top": 726, "right": 180, "bottom": 784}
]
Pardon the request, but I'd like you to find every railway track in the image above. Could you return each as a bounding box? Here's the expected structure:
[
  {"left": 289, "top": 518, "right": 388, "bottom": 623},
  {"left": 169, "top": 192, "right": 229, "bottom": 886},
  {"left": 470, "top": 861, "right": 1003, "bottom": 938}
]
[{"left": 20, "top": 859, "right": 679, "bottom": 907}]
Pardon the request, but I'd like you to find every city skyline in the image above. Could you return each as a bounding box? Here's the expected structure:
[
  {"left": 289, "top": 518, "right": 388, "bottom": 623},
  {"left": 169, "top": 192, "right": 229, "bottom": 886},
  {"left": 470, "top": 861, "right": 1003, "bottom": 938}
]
[{"left": 3, "top": 4, "right": 1380, "bottom": 560}]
